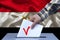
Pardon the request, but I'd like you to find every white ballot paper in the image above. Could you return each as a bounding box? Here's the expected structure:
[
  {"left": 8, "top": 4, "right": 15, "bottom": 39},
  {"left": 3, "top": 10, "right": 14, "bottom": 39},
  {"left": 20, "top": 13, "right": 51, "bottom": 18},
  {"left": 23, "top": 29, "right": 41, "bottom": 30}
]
[{"left": 17, "top": 19, "right": 43, "bottom": 37}]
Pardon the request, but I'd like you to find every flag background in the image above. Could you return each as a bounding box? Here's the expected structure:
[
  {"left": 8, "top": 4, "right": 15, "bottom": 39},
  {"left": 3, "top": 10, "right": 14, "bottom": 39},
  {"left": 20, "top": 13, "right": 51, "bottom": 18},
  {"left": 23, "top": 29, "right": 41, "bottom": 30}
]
[{"left": 0, "top": 0, "right": 51, "bottom": 12}]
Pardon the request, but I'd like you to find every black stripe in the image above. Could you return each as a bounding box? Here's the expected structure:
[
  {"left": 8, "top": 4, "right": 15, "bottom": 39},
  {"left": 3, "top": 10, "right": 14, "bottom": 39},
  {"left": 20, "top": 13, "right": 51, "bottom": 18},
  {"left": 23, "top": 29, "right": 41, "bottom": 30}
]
[{"left": 44, "top": 8, "right": 48, "bottom": 11}]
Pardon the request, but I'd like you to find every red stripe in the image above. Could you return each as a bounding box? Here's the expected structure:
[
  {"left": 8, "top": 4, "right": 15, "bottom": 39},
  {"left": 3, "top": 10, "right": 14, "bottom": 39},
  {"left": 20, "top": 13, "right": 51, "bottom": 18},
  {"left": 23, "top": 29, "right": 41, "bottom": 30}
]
[{"left": 0, "top": 0, "right": 51, "bottom": 12}]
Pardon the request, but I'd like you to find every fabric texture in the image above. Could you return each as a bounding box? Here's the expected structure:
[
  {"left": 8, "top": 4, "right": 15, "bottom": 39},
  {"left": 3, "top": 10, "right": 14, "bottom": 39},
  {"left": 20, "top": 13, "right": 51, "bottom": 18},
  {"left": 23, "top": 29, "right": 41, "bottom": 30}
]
[
  {"left": 38, "top": 0, "right": 60, "bottom": 21},
  {"left": 0, "top": 0, "right": 51, "bottom": 12}
]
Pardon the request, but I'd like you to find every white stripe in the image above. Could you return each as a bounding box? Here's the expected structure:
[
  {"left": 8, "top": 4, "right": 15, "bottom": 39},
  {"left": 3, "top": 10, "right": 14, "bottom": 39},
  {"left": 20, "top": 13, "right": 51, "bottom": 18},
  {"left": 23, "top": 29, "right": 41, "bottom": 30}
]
[
  {"left": 45, "top": 20, "right": 52, "bottom": 27},
  {"left": 45, "top": 4, "right": 53, "bottom": 11},
  {"left": 50, "top": 0, "right": 59, "bottom": 3}
]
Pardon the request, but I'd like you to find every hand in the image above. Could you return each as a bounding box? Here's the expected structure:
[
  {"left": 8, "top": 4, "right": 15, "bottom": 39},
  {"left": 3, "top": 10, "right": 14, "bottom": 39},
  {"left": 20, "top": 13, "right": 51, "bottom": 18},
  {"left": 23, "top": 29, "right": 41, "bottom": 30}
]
[{"left": 29, "top": 14, "right": 41, "bottom": 29}]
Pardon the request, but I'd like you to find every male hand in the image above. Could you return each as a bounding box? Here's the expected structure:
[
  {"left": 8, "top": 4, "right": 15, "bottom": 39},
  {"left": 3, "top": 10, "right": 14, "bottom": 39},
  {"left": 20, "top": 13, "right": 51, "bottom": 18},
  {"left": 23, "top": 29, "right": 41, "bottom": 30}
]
[{"left": 30, "top": 14, "right": 41, "bottom": 29}]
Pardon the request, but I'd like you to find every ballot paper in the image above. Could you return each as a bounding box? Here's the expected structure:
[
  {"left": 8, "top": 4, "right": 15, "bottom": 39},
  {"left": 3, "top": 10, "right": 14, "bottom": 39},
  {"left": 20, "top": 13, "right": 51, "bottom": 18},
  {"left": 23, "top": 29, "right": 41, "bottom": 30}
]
[{"left": 17, "top": 19, "right": 43, "bottom": 37}]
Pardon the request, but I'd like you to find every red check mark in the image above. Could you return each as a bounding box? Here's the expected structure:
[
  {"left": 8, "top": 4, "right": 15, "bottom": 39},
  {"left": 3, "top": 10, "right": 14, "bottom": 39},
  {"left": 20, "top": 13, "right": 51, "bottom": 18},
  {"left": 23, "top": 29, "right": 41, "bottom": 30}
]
[{"left": 23, "top": 26, "right": 30, "bottom": 35}]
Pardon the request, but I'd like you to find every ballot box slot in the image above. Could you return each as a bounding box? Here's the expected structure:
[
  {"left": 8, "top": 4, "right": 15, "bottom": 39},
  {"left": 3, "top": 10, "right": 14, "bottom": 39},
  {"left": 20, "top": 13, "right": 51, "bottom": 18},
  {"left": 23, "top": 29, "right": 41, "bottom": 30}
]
[{"left": 16, "top": 36, "right": 46, "bottom": 38}]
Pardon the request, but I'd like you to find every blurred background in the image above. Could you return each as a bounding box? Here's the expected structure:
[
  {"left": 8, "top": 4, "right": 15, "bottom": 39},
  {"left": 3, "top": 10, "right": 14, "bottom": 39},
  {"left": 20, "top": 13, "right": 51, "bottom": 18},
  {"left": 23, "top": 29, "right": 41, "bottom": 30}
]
[{"left": 0, "top": 12, "right": 60, "bottom": 28}]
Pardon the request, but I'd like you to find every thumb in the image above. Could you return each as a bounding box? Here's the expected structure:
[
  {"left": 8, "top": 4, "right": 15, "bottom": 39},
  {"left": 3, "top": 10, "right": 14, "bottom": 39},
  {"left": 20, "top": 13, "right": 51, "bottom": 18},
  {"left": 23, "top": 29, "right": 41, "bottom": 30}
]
[{"left": 31, "top": 21, "right": 37, "bottom": 29}]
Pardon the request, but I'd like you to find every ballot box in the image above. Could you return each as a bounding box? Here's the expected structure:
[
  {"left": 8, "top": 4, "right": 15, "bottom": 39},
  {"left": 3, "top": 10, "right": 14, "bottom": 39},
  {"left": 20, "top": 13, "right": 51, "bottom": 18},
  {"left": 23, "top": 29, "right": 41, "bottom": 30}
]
[{"left": 2, "top": 33, "right": 58, "bottom": 40}]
